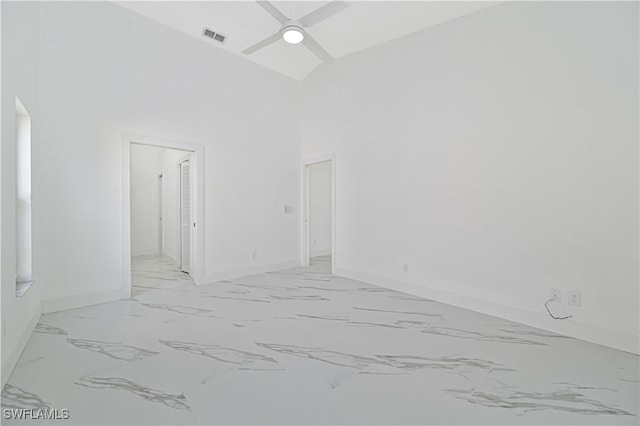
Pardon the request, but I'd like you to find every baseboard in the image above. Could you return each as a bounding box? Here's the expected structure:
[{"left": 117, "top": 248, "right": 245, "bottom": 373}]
[
  {"left": 310, "top": 249, "right": 331, "bottom": 257},
  {"left": 41, "top": 288, "right": 123, "bottom": 314},
  {"left": 335, "top": 267, "right": 639, "bottom": 355},
  {"left": 202, "top": 260, "right": 301, "bottom": 284},
  {"left": 1, "top": 305, "right": 41, "bottom": 388}
]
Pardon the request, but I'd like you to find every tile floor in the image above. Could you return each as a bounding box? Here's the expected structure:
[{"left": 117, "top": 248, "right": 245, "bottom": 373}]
[{"left": 2, "top": 255, "right": 638, "bottom": 425}]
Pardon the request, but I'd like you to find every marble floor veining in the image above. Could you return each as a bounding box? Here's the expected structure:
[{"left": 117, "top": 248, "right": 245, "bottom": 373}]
[{"left": 2, "top": 255, "right": 638, "bottom": 425}]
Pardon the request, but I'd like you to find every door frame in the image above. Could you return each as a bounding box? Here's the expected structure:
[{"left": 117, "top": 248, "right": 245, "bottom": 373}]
[
  {"left": 301, "top": 154, "right": 336, "bottom": 273},
  {"left": 122, "top": 133, "right": 205, "bottom": 298}
]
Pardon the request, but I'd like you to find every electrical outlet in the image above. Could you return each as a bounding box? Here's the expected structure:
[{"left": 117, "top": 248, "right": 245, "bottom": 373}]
[
  {"left": 550, "top": 288, "right": 561, "bottom": 303},
  {"left": 403, "top": 264, "right": 409, "bottom": 273},
  {"left": 568, "top": 291, "right": 582, "bottom": 307}
]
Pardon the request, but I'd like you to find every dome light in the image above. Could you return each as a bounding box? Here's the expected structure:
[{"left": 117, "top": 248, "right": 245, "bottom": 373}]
[{"left": 282, "top": 26, "right": 304, "bottom": 44}]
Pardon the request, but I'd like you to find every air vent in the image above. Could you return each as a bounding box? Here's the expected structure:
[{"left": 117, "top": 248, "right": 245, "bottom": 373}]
[{"left": 203, "top": 28, "right": 226, "bottom": 44}]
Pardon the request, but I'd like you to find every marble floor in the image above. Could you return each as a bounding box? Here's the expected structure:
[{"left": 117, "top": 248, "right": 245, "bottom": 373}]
[{"left": 2, "top": 255, "right": 638, "bottom": 425}]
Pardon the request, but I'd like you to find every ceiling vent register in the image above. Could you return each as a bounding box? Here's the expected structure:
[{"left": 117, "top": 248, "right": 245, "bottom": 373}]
[{"left": 203, "top": 28, "right": 226, "bottom": 43}]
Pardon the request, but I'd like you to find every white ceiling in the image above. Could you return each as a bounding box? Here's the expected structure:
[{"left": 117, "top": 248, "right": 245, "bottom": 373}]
[{"left": 116, "top": 1, "right": 500, "bottom": 81}]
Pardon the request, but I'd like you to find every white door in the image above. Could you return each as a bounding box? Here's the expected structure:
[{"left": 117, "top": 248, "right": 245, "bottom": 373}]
[
  {"left": 180, "top": 161, "right": 191, "bottom": 274},
  {"left": 157, "top": 174, "right": 163, "bottom": 255}
]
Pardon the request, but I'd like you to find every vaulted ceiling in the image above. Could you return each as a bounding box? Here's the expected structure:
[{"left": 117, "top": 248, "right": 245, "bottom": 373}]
[{"left": 116, "top": 1, "right": 500, "bottom": 81}]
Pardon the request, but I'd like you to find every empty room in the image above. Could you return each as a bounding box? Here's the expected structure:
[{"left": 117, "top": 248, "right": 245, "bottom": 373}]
[{"left": 1, "top": 1, "right": 638, "bottom": 425}]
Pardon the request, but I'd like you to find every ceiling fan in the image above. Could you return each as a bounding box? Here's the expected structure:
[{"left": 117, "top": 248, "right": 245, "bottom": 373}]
[{"left": 242, "top": 1, "right": 348, "bottom": 63}]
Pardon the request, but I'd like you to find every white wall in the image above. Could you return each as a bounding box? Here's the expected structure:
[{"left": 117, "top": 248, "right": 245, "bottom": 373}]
[
  {"left": 1, "top": 2, "right": 43, "bottom": 386},
  {"left": 301, "top": 1, "right": 639, "bottom": 353},
  {"left": 130, "top": 144, "right": 187, "bottom": 258},
  {"left": 308, "top": 161, "right": 332, "bottom": 257},
  {"left": 2, "top": 1, "right": 301, "bottom": 308}
]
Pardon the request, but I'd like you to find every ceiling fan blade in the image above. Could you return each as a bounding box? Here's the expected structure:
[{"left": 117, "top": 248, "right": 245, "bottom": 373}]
[
  {"left": 298, "top": 1, "right": 348, "bottom": 28},
  {"left": 256, "top": 1, "right": 288, "bottom": 24},
  {"left": 302, "top": 32, "right": 334, "bottom": 63},
  {"left": 242, "top": 32, "right": 282, "bottom": 55}
]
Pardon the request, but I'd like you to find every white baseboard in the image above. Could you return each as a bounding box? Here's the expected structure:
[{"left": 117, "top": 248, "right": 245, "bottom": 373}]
[
  {"left": 202, "top": 260, "right": 301, "bottom": 284},
  {"left": 310, "top": 249, "right": 331, "bottom": 257},
  {"left": 41, "top": 289, "right": 123, "bottom": 314},
  {"left": 335, "top": 267, "right": 639, "bottom": 355},
  {"left": 1, "top": 305, "right": 41, "bottom": 388}
]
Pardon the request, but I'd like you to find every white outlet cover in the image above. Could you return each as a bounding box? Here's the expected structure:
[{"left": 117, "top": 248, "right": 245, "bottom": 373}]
[{"left": 568, "top": 291, "right": 582, "bottom": 307}]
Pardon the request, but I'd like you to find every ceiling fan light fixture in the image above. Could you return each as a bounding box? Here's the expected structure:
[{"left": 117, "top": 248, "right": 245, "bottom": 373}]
[{"left": 282, "top": 26, "right": 304, "bottom": 44}]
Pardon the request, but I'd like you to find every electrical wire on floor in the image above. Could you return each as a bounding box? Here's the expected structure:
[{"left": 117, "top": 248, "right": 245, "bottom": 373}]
[{"left": 544, "top": 298, "right": 572, "bottom": 320}]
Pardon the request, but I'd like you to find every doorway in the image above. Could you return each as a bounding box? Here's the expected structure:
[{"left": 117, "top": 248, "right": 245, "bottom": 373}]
[
  {"left": 303, "top": 157, "right": 335, "bottom": 274},
  {"left": 123, "top": 135, "right": 204, "bottom": 298}
]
